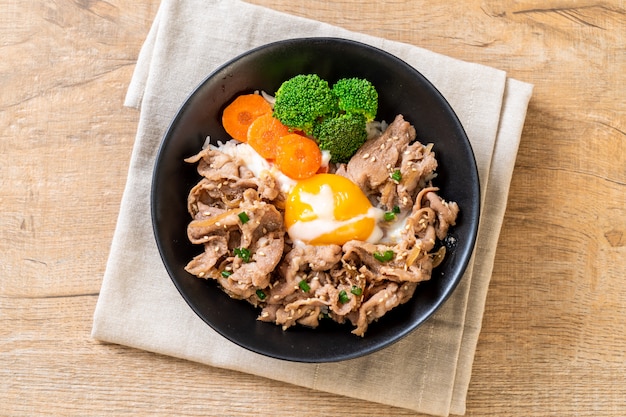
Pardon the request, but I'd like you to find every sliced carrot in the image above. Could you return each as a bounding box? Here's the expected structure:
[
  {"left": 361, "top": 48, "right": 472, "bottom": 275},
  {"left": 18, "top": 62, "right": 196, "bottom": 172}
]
[
  {"left": 275, "top": 134, "right": 322, "bottom": 180},
  {"left": 222, "top": 94, "right": 272, "bottom": 142},
  {"left": 247, "top": 113, "right": 291, "bottom": 159}
]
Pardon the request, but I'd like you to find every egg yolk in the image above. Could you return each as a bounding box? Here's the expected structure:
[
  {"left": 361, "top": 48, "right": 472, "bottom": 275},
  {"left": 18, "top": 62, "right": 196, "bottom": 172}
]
[{"left": 284, "top": 173, "right": 383, "bottom": 245}]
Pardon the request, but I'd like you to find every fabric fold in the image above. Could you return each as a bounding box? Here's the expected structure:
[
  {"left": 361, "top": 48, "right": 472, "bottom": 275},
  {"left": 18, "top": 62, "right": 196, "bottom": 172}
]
[{"left": 92, "top": 1, "right": 532, "bottom": 415}]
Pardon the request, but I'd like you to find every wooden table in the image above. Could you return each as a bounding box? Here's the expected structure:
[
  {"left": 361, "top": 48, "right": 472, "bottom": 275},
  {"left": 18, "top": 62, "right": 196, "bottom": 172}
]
[{"left": 2, "top": 1, "right": 624, "bottom": 416}]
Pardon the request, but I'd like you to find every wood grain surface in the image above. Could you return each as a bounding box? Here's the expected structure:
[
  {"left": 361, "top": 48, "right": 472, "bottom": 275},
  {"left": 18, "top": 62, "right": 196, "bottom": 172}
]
[{"left": 1, "top": 1, "right": 624, "bottom": 416}]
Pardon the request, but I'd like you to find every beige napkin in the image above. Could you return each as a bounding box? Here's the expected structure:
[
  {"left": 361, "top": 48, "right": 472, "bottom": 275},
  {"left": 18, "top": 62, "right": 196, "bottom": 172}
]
[{"left": 92, "top": 1, "right": 533, "bottom": 415}]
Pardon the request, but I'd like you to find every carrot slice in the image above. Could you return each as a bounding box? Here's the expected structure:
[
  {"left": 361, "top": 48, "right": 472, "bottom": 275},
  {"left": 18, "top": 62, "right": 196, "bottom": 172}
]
[
  {"left": 275, "top": 134, "right": 322, "bottom": 180},
  {"left": 222, "top": 94, "right": 272, "bottom": 142},
  {"left": 247, "top": 113, "right": 291, "bottom": 159}
]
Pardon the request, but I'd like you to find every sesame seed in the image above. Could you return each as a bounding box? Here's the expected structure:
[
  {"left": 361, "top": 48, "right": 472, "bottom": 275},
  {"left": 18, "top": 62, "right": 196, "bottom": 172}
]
[
  {"left": 273, "top": 295, "right": 280, "bottom": 299},
  {"left": 258, "top": 251, "right": 265, "bottom": 256},
  {"left": 370, "top": 156, "right": 377, "bottom": 162},
  {"left": 215, "top": 222, "right": 221, "bottom": 227},
  {"left": 198, "top": 272, "right": 205, "bottom": 277},
  {"left": 261, "top": 311, "right": 269, "bottom": 318},
  {"left": 214, "top": 246, "right": 220, "bottom": 252},
  {"left": 262, "top": 228, "right": 267, "bottom": 234},
  {"left": 380, "top": 143, "right": 385, "bottom": 150},
  {"left": 386, "top": 163, "right": 392, "bottom": 169},
  {"left": 362, "top": 153, "right": 370, "bottom": 159}
]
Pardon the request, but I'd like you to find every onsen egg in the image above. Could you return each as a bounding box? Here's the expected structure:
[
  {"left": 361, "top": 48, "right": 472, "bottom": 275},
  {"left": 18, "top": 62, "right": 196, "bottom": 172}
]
[{"left": 285, "top": 173, "right": 384, "bottom": 245}]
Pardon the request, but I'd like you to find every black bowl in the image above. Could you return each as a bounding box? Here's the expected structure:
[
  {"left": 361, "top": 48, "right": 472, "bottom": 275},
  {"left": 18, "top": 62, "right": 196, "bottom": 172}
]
[{"left": 151, "top": 37, "right": 480, "bottom": 363}]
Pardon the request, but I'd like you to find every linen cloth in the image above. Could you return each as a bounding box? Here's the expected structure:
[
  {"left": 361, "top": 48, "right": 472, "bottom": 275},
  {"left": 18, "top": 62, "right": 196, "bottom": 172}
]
[{"left": 92, "top": 1, "right": 533, "bottom": 415}]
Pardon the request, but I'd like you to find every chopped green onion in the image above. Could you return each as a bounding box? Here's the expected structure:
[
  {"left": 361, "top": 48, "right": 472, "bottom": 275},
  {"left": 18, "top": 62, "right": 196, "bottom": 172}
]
[
  {"left": 391, "top": 169, "right": 402, "bottom": 182},
  {"left": 237, "top": 211, "right": 250, "bottom": 224},
  {"left": 384, "top": 211, "right": 396, "bottom": 221},
  {"left": 350, "top": 286, "right": 363, "bottom": 296},
  {"left": 384, "top": 205, "right": 401, "bottom": 221},
  {"left": 255, "top": 289, "right": 266, "bottom": 300},
  {"left": 221, "top": 270, "right": 232, "bottom": 278},
  {"left": 298, "top": 279, "right": 310, "bottom": 292},
  {"left": 234, "top": 247, "right": 251, "bottom": 262},
  {"left": 338, "top": 290, "right": 350, "bottom": 304},
  {"left": 373, "top": 250, "right": 395, "bottom": 262}
]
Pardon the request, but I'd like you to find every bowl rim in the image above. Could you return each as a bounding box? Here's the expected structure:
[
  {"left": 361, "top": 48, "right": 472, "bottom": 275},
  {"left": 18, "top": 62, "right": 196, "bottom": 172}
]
[{"left": 151, "top": 36, "right": 480, "bottom": 363}]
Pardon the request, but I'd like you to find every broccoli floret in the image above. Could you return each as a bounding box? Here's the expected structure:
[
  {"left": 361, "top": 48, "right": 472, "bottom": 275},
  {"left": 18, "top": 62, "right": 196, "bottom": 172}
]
[
  {"left": 314, "top": 112, "right": 368, "bottom": 163},
  {"left": 332, "top": 78, "right": 378, "bottom": 122},
  {"left": 273, "top": 74, "right": 338, "bottom": 135}
]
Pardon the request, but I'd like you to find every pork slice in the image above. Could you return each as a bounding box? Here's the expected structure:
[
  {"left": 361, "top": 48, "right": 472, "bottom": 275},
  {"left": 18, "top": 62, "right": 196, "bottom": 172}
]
[
  {"left": 424, "top": 192, "right": 459, "bottom": 240},
  {"left": 301, "top": 244, "right": 343, "bottom": 271},
  {"left": 187, "top": 175, "right": 262, "bottom": 218},
  {"left": 184, "top": 235, "right": 229, "bottom": 277},
  {"left": 187, "top": 209, "right": 241, "bottom": 244},
  {"left": 230, "top": 232, "right": 284, "bottom": 289},
  {"left": 351, "top": 281, "right": 418, "bottom": 337},
  {"left": 277, "top": 297, "right": 329, "bottom": 329},
  {"left": 342, "top": 241, "right": 401, "bottom": 275},
  {"left": 187, "top": 193, "right": 286, "bottom": 301},
  {"left": 344, "top": 114, "right": 416, "bottom": 196},
  {"left": 400, "top": 142, "right": 438, "bottom": 195},
  {"left": 266, "top": 244, "right": 341, "bottom": 305},
  {"left": 186, "top": 147, "right": 280, "bottom": 218}
]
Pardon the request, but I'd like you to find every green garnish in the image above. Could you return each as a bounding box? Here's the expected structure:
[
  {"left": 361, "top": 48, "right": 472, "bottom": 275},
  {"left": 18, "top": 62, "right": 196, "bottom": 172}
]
[
  {"left": 238, "top": 212, "right": 250, "bottom": 224},
  {"left": 384, "top": 205, "right": 401, "bottom": 221},
  {"left": 350, "top": 286, "right": 363, "bottom": 296},
  {"left": 298, "top": 279, "right": 310, "bottom": 292},
  {"left": 391, "top": 169, "right": 402, "bottom": 182},
  {"left": 234, "top": 247, "right": 251, "bottom": 263},
  {"left": 373, "top": 250, "right": 395, "bottom": 262},
  {"left": 221, "top": 270, "right": 232, "bottom": 278},
  {"left": 255, "top": 289, "right": 266, "bottom": 300},
  {"left": 338, "top": 290, "right": 350, "bottom": 304}
]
